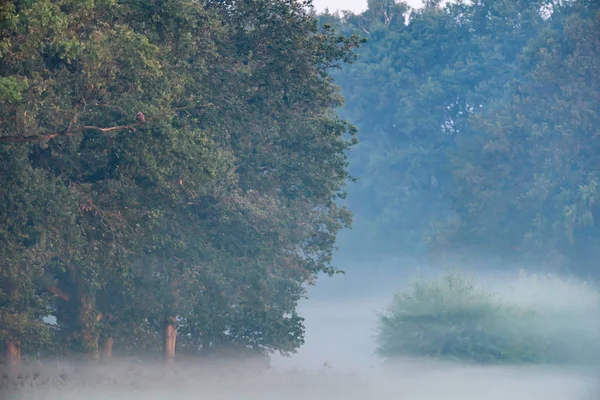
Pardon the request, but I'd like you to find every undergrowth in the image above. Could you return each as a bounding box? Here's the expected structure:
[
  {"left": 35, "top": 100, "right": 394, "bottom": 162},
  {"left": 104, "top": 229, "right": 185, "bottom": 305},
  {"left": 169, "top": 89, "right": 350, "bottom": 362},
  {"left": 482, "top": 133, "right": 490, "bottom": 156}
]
[{"left": 377, "top": 270, "right": 600, "bottom": 365}]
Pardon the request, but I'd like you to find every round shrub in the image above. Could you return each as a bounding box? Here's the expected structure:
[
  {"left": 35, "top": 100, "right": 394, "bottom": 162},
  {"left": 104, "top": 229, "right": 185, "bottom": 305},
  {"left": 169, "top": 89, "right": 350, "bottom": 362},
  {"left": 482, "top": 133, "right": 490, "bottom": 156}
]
[{"left": 376, "top": 270, "right": 600, "bottom": 365}]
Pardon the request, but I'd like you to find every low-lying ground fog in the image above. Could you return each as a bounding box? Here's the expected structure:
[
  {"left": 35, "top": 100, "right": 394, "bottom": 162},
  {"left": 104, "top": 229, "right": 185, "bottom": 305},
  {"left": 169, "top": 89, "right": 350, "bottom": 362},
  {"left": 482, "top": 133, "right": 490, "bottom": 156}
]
[
  {"left": 5, "top": 357, "right": 598, "bottom": 400},
  {"left": 5, "top": 263, "right": 600, "bottom": 399}
]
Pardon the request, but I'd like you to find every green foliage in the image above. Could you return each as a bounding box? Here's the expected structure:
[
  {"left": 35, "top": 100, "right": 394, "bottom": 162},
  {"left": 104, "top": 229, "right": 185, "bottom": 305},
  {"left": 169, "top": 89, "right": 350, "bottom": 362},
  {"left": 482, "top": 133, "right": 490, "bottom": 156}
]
[
  {"left": 0, "top": 77, "right": 28, "bottom": 102},
  {"left": 323, "top": 0, "right": 600, "bottom": 273},
  {"left": 377, "top": 271, "right": 600, "bottom": 365},
  {"left": 0, "top": 146, "right": 72, "bottom": 354},
  {"left": 0, "top": 0, "right": 363, "bottom": 362},
  {"left": 448, "top": 6, "right": 600, "bottom": 264}
]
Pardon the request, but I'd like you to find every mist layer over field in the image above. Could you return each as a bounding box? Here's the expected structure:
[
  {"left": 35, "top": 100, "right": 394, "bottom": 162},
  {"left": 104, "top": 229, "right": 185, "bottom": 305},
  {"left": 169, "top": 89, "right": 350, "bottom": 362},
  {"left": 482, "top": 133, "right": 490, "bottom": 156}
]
[
  {"left": 8, "top": 265, "right": 600, "bottom": 400},
  {"left": 7, "top": 359, "right": 597, "bottom": 400}
]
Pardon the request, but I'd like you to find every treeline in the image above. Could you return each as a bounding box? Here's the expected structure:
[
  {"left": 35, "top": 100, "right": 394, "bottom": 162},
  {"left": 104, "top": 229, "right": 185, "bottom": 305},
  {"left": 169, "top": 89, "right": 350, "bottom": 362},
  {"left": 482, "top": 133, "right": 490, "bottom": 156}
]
[
  {"left": 0, "top": 0, "right": 362, "bottom": 367},
  {"left": 325, "top": 0, "right": 600, "bottom": 274}
]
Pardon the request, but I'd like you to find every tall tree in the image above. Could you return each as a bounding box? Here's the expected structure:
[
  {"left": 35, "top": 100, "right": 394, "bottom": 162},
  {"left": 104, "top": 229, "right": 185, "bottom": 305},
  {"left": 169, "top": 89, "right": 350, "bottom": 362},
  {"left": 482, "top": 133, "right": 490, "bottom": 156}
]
[
  {"left": 1, "top": 0, "right": 362, "bottom": 363},
  {"left": 0, "top": 145, "right": 72, "bottom": 368}
]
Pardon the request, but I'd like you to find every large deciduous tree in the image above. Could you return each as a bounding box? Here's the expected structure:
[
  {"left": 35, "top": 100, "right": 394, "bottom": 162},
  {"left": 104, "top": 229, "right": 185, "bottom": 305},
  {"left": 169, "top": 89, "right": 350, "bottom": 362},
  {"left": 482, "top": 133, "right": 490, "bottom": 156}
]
[{"left": 1, "top": 0, "right": 362, "bottom": 364}]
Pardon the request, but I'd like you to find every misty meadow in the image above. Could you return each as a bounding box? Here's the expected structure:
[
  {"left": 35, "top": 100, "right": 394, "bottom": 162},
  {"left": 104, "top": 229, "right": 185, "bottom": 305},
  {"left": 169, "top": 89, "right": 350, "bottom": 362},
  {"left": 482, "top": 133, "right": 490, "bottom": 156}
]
[{"left": 1, "top": 0, "right": 600, "bottom": 399}]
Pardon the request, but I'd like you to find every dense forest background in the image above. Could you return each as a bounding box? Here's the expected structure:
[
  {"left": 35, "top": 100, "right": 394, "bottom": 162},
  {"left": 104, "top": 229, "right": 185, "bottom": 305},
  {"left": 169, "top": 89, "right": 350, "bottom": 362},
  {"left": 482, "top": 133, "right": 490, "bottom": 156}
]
[{"left": 327, "top": 0, "right": 600, "bottom": 277}]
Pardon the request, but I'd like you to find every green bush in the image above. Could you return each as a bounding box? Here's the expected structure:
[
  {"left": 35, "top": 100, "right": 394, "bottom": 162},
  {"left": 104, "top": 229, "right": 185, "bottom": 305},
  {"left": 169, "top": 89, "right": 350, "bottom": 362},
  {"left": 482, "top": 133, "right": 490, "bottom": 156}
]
[{"left": 376, "top": 270, "right": 600, "bottom": 365}]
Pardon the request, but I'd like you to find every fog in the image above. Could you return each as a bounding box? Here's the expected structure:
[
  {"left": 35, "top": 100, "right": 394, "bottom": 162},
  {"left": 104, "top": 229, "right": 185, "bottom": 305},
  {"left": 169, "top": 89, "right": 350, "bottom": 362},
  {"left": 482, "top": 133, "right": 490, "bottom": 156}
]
[
  {"left": 9, "top": 260, "right": 599, "bottom": 400},
  {"left": 270, "top": 260, "right": 600, "bottom": 398},
  {"left": 2, "top": 1, "right": 598, "bottom": 398},
  {"left": 9, "top": 359, "right": 598, "bottom": 400}
]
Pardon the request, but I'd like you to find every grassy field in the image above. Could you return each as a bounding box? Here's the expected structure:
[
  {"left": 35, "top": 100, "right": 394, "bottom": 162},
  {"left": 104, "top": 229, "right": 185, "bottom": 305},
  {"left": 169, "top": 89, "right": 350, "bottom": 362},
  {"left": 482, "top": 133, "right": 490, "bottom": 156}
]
[
  {"left": 2, "top": 358, "right": 599, "bottom": 400},
  {"left": 3, "top": 269, "right": 600, "bottom": 400}
]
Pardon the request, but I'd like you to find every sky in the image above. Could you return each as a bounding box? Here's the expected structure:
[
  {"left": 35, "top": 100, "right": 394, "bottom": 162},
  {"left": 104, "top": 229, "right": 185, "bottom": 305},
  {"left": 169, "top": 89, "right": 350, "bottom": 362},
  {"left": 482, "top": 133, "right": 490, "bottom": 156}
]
[{"left": 313, "top": 0, "right": 426, "bottom": 14}]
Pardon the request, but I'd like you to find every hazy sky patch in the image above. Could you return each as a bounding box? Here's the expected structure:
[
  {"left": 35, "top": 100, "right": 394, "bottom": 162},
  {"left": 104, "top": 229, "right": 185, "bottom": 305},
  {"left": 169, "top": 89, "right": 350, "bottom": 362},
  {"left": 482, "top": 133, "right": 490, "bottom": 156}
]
[{"left": 314, "top": 0, "right": 426, "bottom": 14}]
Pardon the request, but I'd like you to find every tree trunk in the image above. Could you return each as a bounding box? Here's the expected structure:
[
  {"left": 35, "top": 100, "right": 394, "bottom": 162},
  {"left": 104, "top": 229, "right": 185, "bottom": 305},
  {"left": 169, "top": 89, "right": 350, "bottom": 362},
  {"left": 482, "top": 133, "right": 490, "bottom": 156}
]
[
  {"left": 163, "top": 317, "right": 177, "bottom": 363},
  {"left": 5, "top": 339, "right": 21, "bottom": 372},
  {"left": 101, "top": 336, "right": 113, "bottom": 361},
  {"left": 79, "top": 294, "right": 99, "bottom": 361}
]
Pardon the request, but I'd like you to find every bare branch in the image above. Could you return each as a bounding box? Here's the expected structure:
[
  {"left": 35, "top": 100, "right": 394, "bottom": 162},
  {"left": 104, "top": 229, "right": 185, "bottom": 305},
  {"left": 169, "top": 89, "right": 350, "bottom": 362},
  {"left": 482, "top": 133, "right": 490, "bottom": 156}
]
[
  {"left": 67, "top": 263, "right": 77, "bottom": 278},
  {"left": 47, "top": 286, "right": 71, "bottom": 302},
  {"left": 0, "top": 122, "right": 145, "bottom": 144},
  {"left": 82, "top": 199, "right": 116, "bottom": 232}
]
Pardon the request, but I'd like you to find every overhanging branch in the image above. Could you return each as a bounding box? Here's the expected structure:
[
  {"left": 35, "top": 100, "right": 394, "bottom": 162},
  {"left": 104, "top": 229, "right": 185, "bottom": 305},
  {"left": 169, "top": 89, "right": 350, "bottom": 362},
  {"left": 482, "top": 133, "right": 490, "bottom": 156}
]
[
  {"left": 47, "top": 286, "right": 71, "bottom": 302},
  {"left": 0, "top": 122, "right": 146, "bottom": 144}
]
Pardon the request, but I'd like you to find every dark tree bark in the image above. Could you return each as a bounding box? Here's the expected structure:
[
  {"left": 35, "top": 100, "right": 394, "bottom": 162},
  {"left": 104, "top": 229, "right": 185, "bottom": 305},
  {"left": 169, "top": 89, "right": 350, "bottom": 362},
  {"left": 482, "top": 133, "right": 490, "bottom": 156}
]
[{"left": 163, "top": 317, "right": 177, "bottom": 363}]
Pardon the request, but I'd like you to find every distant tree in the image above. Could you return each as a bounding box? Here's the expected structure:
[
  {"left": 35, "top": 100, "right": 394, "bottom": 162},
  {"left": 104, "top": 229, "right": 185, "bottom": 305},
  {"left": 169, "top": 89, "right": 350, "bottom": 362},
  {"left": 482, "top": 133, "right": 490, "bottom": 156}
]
[
  {"left": 322, "top": 0, "right": 600, "bottom": 274},
  {"left": 448, "top": 3, "right": 600, "bottom": 272}
]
